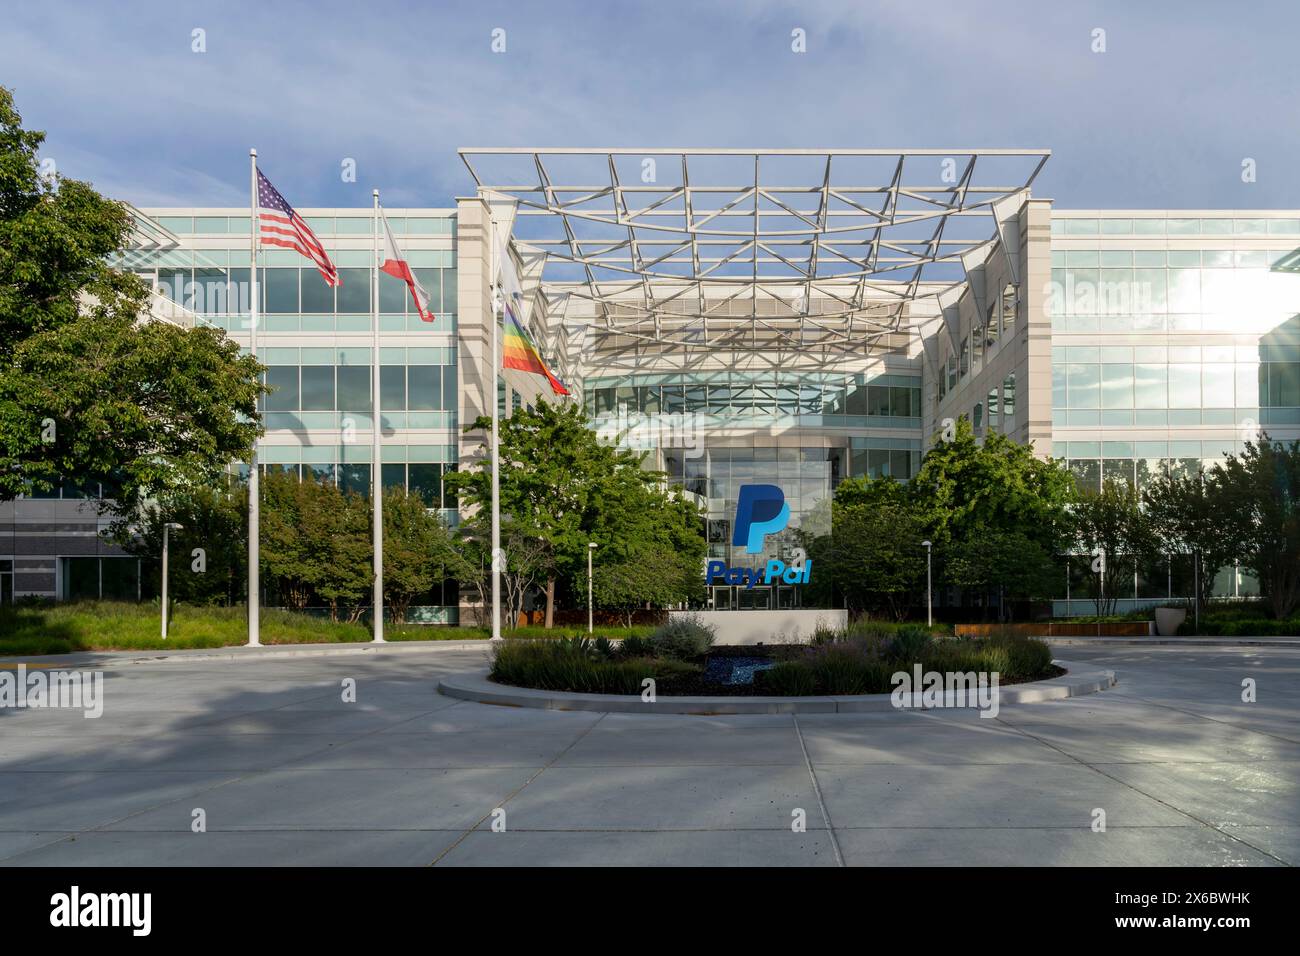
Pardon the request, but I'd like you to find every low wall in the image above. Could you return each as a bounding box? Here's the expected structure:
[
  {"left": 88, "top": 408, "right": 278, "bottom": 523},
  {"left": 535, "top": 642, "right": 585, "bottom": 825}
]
[
  {"left": 670, "top": 609, "right": 848, "bottom": 645},
  {"left": 955, "top": 621, "right": 1154, "bottom": 638}
]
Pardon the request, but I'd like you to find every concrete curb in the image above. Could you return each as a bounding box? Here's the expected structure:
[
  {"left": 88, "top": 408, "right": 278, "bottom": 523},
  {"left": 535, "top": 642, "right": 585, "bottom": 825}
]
[
  {"left": 0, "top": 639, "right": 492, "bottom": 668},
  {"left": 1045, "top": 637, "right": 1300, "bottom": 647},
  {"left": 437, "top": 659, "right": 1117, "bottom": 715}
]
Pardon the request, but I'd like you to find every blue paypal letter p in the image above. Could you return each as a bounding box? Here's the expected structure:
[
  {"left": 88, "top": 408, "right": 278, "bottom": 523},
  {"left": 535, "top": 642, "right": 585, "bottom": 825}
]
[{"left": 732, "top": 484, "right": 790, "bottom": 554}]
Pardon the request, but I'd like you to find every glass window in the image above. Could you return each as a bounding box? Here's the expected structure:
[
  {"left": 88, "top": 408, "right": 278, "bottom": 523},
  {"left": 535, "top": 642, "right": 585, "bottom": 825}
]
[
  {"left": 265, "top": 366, "right": 299, "bottom": 411},
  {"left": 867, "top": 385, "right": 890, "bottom": 416},
  {"left": 300, "top": 366, "right": 335, "bottom": 410},
  {"left": 1134, "top": 364, "right": 1167, "bottom": 408},
  {"left": 441, "top": 269, "right": 457, "bottom": 313},
  {"left": 101, "top": 557, "right": 139, "bottom": 601},
  {"left": 336, "top": 365, "right": 370, "bottom": 412},
  {"left": 340, "top": 463, "right": 370, "bottom": 497},
  {"left": 1066, "top": 364, "right": 1100, "bottom": 408},
  {"left": 408, "top": 365, "right": 442, "bottom": 411},
  {"left": 1063, "top": 219, "right": 1099, "bottom": 235},
  {"left": 301, "top": 270, "right": 335, "bottom": 313},
  {"left": 335, "top": 268, "right": 370, "bottom": 313},
  {"left": 413, "top": 269, "right": 442, "bottom": 313},
  {"left": 1103, "top": 458, "right": 1135, "bottom": 487},
  {"left": 1167, "top": 269, "right": 1200, "bottom": 312},
  {"left": 1237, "top": 364, "right": 1262, "bottom": 407},
  {"left": 381, "top": 463, "right": 407, "bottom": 494},
  {"left": 409, "top": 464, "right": 442, "bottom": 506},
  {"left": 381, "top": 365, "right": 406, "bottom": 410},
  {"left": 1269, "top": 362, "right": 1300, "bottom": 407},
  {"left": 63, "top": 557, "right": 100, "bottom": 601},
  {"left": 263, "top": 269, "right": 298, "bottom": 313},
  {"left": 379, "top": 270, "right": 408, "bottom": 313},
  {"left": 1100, "top": 364, "right": 1133, "bottom": 408},
  {"left": 1201, "top": 364, "right": 1234, "bottom": 407},
  {"left": 845, "top": 382, "right": 868, "bottom": 416},
  {"left": 1168, "top": 365, "right": 1201, "bottom": 408},
  {"left": 442, "top": 364, "right": 457, "bottom": 413},
  {"left": 1069, "top": 459, "right": 1100, "bottom": 494}
]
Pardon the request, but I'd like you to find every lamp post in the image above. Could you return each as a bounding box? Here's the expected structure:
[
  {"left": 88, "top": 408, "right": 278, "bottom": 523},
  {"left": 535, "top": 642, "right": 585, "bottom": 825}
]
[
  {"left": 161, "top": 522, "right": 183, "bottom": 639},
  {"left": 922, "top": 540, "right": 932, "bottom": 627},
  {"left": 587, "top": 542, "right": 598, "bottom": 634}
]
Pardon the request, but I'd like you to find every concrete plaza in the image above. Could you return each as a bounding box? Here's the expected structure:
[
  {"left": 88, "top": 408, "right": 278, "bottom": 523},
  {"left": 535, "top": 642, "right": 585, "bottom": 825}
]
[{"left": 0, "top": 643, "right": 1296, "bottom": 866}]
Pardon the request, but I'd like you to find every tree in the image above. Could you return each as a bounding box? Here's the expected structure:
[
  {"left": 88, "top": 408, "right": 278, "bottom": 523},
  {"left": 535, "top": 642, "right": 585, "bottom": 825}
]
[
  {"left": 591, "top": 544, "right": 699, "bottom": 627},
  {"left": 382, "top": 486, "right": 464, "bottom": 624},
  {"left": 448, "top": 399, "right": 705, "bottom": 627},
  {"left": 811, "top": 497, "right": 927, "bottom": 618},
  {"left": 909, "top": 417, "right": 1075, "bottom": 615},
  {"left": 911, "top": 417, "right": 1076, "bottom": 557},
  {"left": 0, "top": 86, "right": 265, "bottom": 505},
  {"left": 1071, "top": 478, "right": 1157, "bottom": 617},
  {"left": 1214, "top": 439, "right": 1300, "bottom": 619},
  {"left": 944, "top": 530, "right": 1059, "bottom": 621},
  {"left": 454, "top": 516, "right": 554, "bottom": 628},
  {"left": 1143, "top": 468, "right": 1239, "bottom": 613},
  {"left": 111, "top": 480, "right": 247, "bottom": 606},
  {"left": 260, "top": 470, "right": 370, "bottom": 621}
]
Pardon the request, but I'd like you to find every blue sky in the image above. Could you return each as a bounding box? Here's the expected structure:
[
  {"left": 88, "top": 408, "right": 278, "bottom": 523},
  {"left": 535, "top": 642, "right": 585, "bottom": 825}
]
[{"left": 3, "top": 0, "right": 1298, "bottom": 209}]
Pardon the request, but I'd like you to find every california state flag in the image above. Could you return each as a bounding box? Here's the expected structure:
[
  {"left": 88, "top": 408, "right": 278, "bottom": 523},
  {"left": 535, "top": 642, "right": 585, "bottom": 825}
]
[{"left": 379, "top": 207, "right": 434, "bottom": 322}]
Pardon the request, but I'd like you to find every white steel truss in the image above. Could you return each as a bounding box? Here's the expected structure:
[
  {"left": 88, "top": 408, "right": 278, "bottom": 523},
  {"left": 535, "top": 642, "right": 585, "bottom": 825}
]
[{"left": 460, "top": 148, "right": 1048, "bottom": 362}]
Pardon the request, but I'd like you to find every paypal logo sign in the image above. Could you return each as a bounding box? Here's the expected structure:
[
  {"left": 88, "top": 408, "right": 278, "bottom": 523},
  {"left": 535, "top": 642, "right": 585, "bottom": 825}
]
[
  {"left": 707, "top": 484, "right": 811, "bottom": 589},
  {"left": 732, "top": 484, "right": 790, "bottom": 554}
]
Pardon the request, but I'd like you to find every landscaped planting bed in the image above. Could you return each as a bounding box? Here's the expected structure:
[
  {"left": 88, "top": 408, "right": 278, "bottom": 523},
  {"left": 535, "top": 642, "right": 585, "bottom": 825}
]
[{"left": 488, "top": 618, "right": 1063, "bottom": 697}]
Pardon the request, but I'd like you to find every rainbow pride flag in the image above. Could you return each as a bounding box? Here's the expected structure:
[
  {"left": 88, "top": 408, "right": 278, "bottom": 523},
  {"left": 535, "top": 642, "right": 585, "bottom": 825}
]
[
  {"left": 503, "top": 306, "right": 569, "bottom": 396},
  {"left": 497, "top": 230, "right": 569, "bottom": 397}
]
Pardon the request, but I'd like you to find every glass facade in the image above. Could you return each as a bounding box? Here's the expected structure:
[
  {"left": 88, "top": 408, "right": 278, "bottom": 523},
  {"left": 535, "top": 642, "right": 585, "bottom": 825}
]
[
  {"left": 1047, "top": 212, "right": 1300, "bottom": 612},
  {"left": 8, "top": 201, "right": 1300, "bottom": 624},
  {"left": 585, "top": 372, "right": 922, "bottom": 428}
]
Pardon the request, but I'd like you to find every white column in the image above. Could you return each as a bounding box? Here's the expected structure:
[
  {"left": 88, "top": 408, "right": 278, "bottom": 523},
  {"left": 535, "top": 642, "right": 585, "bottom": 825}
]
[
  {"left": 490, "top": 219, "right": 502, "bottom": 641},
  {"left": 247, "top": 148, "right": 261, "bottom": 647},
  {"left": 371, "top": 190, "right": 385, "bottom": 642}
]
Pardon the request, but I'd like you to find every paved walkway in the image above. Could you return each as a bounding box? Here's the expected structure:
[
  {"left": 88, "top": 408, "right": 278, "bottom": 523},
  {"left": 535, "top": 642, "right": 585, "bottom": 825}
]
[{"left": 0, "top": 643, "right": 1296, "bottom": 866}]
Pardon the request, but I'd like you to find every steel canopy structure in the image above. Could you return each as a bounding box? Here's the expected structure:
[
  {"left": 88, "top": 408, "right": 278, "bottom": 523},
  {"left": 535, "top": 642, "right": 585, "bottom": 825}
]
[{"left": 459, "top": 148, "right": 1049, "bottom": 367}]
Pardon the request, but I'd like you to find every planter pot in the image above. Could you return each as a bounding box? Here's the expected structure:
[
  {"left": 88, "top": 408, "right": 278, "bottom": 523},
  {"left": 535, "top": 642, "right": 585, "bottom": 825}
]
[{"left": 1155, "top": 607, "right": 1187, "bottom": 636}]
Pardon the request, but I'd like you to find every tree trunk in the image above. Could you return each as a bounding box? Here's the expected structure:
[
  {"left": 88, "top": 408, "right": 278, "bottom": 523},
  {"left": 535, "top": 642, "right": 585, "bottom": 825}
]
[{"left": 544, "top": 576, "right": 556, "bottom": 629}]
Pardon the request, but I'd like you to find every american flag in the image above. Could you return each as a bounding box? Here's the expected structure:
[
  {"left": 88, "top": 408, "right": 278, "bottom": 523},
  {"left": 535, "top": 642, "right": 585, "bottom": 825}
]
[{"left": 256, "top": 169, "right": 340, "bottom": 287}]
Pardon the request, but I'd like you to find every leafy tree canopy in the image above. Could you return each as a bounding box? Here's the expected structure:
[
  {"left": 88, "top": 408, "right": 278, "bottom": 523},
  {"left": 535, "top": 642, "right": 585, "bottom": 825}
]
[
  {"left": 448, "top": 399, "right": 705, "bottom": 622},
  {"left": 0, "top": 86, "right": 264, "bottom": 504}
]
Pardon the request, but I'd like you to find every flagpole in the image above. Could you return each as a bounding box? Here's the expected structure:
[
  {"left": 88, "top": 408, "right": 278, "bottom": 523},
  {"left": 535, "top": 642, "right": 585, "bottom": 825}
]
[
  {"left": 247, "top": 148, "right": 261, "bottom": 647},
  {"left": 490, "top": 219, "right": 502, "bottom": 642},
  {"left": 371, "top": 189, "right": 385, "bottom": 642}
]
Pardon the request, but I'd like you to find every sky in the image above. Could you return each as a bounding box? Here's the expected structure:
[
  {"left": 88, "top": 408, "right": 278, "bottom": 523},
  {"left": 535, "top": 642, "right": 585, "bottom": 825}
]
[{"left": 3, "top": 0, "right": 1298, "bottom": 210}]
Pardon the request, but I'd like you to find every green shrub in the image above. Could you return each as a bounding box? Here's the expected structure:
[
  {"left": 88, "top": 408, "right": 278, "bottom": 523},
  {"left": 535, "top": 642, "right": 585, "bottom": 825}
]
[
  {"left": 998, "top": 637, "right": 1054, "bottom": 679},
  {"left": 807, "top": 644, "right": 897, "bottom": 694},
  {"left": 648, "top": 615, "right": 716, "bottom": 659},
  {"left": 619, "top": 634, "right": 654, "bottom": 657},
  {"left": 884, "top": 624, "right": 933, "bottom": 660},
  {"left": 490, "top": 639, "right": 699, "bottom": 694},
  {"left": 757, "top": 661, "right": 818, "bottom": 695},
  {"left": 810, "top": 622, "right": 845, "bottom": 645}
]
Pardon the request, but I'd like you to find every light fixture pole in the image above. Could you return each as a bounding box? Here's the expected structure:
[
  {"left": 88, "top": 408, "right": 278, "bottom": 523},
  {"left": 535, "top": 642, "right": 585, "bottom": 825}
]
[
  {"left": 922, "top": 540, "right": 932, "bottom": 627},
  {"left": 587, "top": 542, "right": 598, "bottom": 634},
  {"left": 161, "top": 522, "right": 183, "bottom": 639}
]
